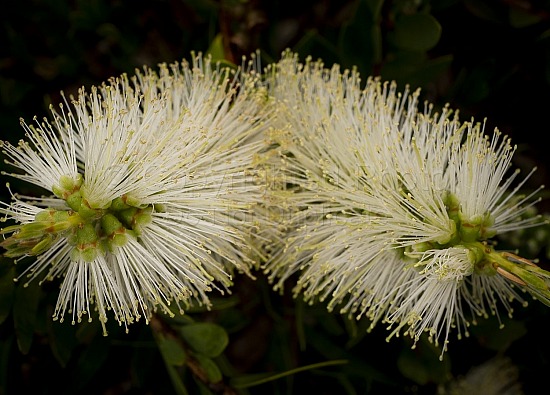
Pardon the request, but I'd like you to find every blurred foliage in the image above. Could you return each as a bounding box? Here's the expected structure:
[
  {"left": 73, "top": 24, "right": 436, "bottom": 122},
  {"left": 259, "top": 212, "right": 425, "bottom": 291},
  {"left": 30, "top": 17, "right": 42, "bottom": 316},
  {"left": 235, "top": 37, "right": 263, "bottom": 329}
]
[{"left": 1, "top": 0, "right": 550, "bottom": 394}]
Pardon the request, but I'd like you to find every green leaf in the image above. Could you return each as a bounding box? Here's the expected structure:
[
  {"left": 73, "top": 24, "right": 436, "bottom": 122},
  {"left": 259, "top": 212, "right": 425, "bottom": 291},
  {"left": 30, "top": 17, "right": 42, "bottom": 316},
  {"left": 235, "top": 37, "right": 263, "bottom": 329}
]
[
  {"left": 381, "top": 53, "right": 453, "bottom": 88},
  {"left": 75, "top": 317, "right": 101, "bottom": 342},
  {"left": 292, "top": 30, "right": 339, "bottom": 66},
  {"left": 295, "top": 297, "right": 307, "bottom": 351},
  {"left": 306, "top": 324, "right": 394, "bottom": 387},
  {"left": 397, "top": 337, "right": 451, "bottom": 385},
  {"left": 157, "top": 335, "right": 187, "bottom": 367},
  {"left": 470, "top": 316, "right": 527, "bottom": 351},
  {"left": 366, "top": 0, "right": 384, "bottom": 16},
  {"left": 13, "top": 279, "right": 41, "bottom": 354},
  {"left": 194, "top": 354, "right": 222, "bottom": 383},
  {"left": 71, "top": 335, "right": 110, "bottom": 392},
  {"left": 166, "top": 364, "right": 190, "bottom": 395},
  {"left": 206, "top": 33, "right": 226, "bottom": 63},
  {"left": 130, "top": 335, "right": 159, "bottom": 389},
  {"left": 179, "top": 323, "right": 228, "bottom": 358},
  {"left": 48, "top": 318, "right": 78, "bottom": 367},
  {"left": 393, "top": 13, "right": 442, "bottom": 51},
  {"left": 205, "top": 34, "right": 237, "bottom": 71},
  {"left": 153, "top": 326, "right": 189, "bottom": 395},
  {"left": 463, "top": 0, "right": 504, "bottom": 23},
  {"left": 184, "top": 296, "right": 240, "bottom": 315},
  {"left": 0, "top": 259, "right": 15, "bottom": 324},
  {"left": 339, "top": 0, "right": 378, "bottom": 73}
]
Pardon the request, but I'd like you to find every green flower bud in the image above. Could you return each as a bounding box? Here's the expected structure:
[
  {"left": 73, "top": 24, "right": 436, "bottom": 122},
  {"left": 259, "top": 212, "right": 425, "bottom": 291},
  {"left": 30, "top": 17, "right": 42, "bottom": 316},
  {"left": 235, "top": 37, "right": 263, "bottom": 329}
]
[
  {"left": 30, "top": 233, "right": 55, "bottom": 255},
  {"left": 53, "top": 174, "right": 83, "bottom": 198},
  {"left": 411, "top": 241, "right": 433, "bottom": 253},
  {"left": 78, "top": 199, "right": 104, "bottom": 221},
  {"left": 75, "top": 222, "right": 98, "bottom": 245},
  {"left": 72, "top": 222, "right": 100, "bottom": 262},
  {"left": 153, "top": 203, "right": 166, "bottom": 213},
  {"left": 434, "top": 219, "right": 457, "bottom": 245},
  {"left": 65, "top": 191, "right": 83, "bottom": 212},
  {"left": 109, "top": 232, "right": 128, "bottom": 248},
  {"left": 52, "top": 210, "right": 71, "bottom": 222},
  {"left": 35, "top": 208, "right": 56, "bottom": 222},
  {"left": 59, "top": 174, "right": 79, "bottom": 191},
  {"left": 133, "top": 206, "right": 153, "bottom": 232},
  {"left": 459, "top": 212, "right": 495, "bottom": 242},
  {"left": 71, "top": 245, "right": 98, "bottom": 262},
  {"left": 123, "top": 194, "right": 145, "bottom": 208},
  {"left": 50, "top": 220, "right": 74, "bottom": 233},
  {"left": 443, "top": 192, "right": 460, "bottom": 222},
  {"left": 16, "top": 222, "right": 49, "bottom": 239},
  {"left": 101, "top": 213, "right": 124, "bottom": 236},
  {"left": 101, "top": 213, "right": 131, "bottom": 251},
  {"left": 110, "top": 196, "right": 131, "bottom": 211},
  {"left": 118, "top": 207, "right": 138, "bottom": 229}
]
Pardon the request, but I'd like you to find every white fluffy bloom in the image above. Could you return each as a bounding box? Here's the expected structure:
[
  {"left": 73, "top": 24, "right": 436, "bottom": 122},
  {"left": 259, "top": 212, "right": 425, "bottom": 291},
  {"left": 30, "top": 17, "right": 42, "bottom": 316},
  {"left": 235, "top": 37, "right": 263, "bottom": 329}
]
[
  {"left": 0, "top": 53, "right": 270, "bottom": 333},
  {"left": 261, "top": 51, "right": 549, "bottom": 358}
]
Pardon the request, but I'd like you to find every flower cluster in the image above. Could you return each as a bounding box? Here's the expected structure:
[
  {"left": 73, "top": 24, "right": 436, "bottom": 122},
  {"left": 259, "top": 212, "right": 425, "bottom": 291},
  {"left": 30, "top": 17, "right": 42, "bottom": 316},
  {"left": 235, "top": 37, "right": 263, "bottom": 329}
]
[
  {"left": 260, "top": 51, "right": 549, "bottom": 357},
  {"left": 1, "top": 50, "right": 549, "bottom": 357},
  {"left": 1, "top": 53, "right": 270, "bottom": 334}
]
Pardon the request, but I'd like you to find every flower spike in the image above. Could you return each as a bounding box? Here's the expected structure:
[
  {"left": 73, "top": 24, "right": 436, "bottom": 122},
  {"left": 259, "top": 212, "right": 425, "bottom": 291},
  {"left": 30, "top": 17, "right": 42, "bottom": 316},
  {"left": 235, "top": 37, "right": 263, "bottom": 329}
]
[
  {"left": 1, "top": 52, "right": 271, "bottom": 333},
  {"left": 260, "top": 50, "right": 548, "bottom": 358}
]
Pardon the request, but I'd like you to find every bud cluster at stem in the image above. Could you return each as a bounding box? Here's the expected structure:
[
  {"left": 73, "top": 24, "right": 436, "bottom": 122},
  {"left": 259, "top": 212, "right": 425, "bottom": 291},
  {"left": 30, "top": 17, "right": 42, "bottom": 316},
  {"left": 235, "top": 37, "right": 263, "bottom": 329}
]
[
  {"left": 1, "top": 174, "right": 156, "bottom": 262},
  {"left": 396, "top": 191, "right": 550, "bottom": 302},
  {"left": 402, "top": 192, "right": 497, "bottom": 276}
]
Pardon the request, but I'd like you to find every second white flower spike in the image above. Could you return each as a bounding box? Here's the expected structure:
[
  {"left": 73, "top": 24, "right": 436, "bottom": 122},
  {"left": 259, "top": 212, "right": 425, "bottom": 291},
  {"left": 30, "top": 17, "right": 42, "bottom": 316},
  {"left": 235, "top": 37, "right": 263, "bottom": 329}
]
[{"left": 261, "top": 50, "right": 549, "bottom": 358}]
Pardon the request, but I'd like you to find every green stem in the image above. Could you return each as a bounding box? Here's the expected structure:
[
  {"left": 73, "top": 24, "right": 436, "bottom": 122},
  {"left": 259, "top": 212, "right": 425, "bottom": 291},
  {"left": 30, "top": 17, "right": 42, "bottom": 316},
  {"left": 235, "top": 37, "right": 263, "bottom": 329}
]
[{"left": 482, "top": 247, "right": 550, "bottom": 306}]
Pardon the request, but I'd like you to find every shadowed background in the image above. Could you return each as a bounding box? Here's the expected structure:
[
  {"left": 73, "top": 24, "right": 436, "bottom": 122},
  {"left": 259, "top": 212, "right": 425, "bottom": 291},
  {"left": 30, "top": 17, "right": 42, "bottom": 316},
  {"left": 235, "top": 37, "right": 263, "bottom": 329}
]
[{"left": 1, "top": 1, "right": 550, "bottom": 394}]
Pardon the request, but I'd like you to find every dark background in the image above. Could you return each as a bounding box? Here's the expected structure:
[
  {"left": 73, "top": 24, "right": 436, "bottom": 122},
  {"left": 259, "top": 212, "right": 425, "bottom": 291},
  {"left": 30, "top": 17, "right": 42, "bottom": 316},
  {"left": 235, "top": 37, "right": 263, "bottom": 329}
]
[{"left": 1, "top": 1, "right": 550, "bottom": 394}]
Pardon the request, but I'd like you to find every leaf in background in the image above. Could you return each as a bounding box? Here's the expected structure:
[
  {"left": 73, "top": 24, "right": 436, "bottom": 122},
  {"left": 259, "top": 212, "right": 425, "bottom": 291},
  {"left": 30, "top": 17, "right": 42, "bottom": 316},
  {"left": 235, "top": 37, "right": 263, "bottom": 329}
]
[
  {"left": 152, "top": 325, "right": 190, "bottom": 395},
  {"left": 206, "top": 33, "right": 226, "bottom": 62},
  {"left": 343, "top": 316, "right": 371, "bottom": 349},
  {"left": 0, "top": 259, "right": 15, "bottom": 325},
  {"left": 13, "top": 279, "right": 41, "bottom": 354},
  {"left": 381, "top": 53, "right": 453, "bottom": 89},
  {"left": 185, "top": 295, "right": 240, "bottom": 315},
  {"left": 205, "top": 34, "right": 237, "bottom": 70},
  {"left": 295, "top": 297, "right": 307, "bottom": 351},
  {"left": 453, "top": 64, "right": 493, "bottom": 104},
  {"left": 392, "top": 13, "right": 442, "bottom": 52},
  {"left": 338, "top": 0, "right": 381, "bottom": 75},
  {"left": 463, "top": 0, "right": 505, "bottom": 23},
  {"left": 165, "top": 363, "right": 190, "bottom": 395},
  {"left": 194, "top": 354, "right": 223, "bottom": 383},
  {"left": 292, "top": 30, "right": 339, "bottom": 68},
  {"left": 179, "top": 323, "right": 228, "bottom": 358},
  {"left": 69, "top": 335, "right": 110, "bottom": 393},
  {"left": 305, "top": 326, "right": 395, "bottom": 389},
  {"left": 469, "top": 316, "right": 527, "bottom": 352},
  {"left": 397, "top": 337, "right": 451, "bottom": 385},
  {"left": 157, "top": 335, "right": 187, "bottom": 367},
  {"left": 129, "top": 327, "right": 161, "bottom": 390},
  {"left": 48, "top": 317, "right": 78, "bottom": 368}
]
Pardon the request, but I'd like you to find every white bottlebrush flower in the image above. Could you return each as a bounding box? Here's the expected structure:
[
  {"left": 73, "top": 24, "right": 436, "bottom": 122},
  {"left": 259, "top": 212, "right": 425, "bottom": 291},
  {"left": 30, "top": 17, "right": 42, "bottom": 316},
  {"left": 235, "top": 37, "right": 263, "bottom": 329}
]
[
  {"left": 438, "top": 356, "right": 524, "bottom": 395},
  {"left": 0, "top": 52, "right": 270, "bottom": 333},
  {"left": 261, "top": 50, "right": 549, "bottom": 358}
]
